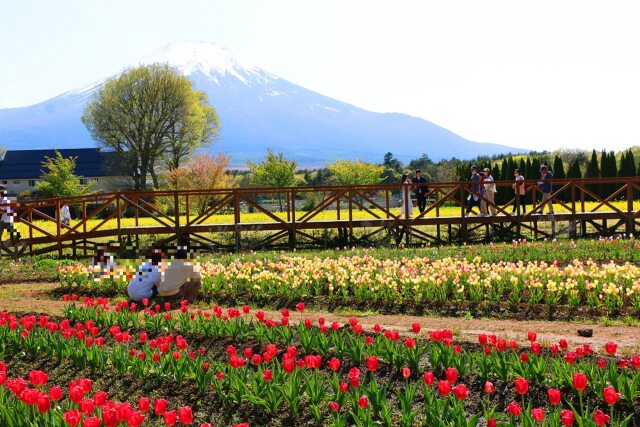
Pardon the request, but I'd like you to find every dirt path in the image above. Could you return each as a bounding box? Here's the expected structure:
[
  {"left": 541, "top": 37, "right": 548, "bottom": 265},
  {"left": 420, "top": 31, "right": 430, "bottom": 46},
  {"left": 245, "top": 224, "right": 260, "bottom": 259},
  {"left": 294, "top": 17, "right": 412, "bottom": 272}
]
[{"left": 1, "top": 283, "right": 639, "bottom": 355}]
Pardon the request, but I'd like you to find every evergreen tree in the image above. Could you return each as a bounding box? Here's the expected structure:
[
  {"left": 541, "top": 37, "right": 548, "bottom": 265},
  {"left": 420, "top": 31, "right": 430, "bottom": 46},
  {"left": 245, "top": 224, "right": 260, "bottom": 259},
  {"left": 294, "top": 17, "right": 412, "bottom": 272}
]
[
  {"left": 553, "top": 156, "right": 565, "bottom": 179},
  {"left": 553, "top": 156, "right": 567, "bottom": 201},
  {"left": 602, "top": 151, "right": 618, "bottom": 198},
  {"left": 530, "top": 158, "right": 541, "bottom": 180},
  {"left": 567, "top": 159, "right": 582, "bottom": 179},
  {"left": 525, "top": 158, "right": 533, "bottom": 179},
  {"left": 585, "top": 150, "right": 601, "bottom": 199}
]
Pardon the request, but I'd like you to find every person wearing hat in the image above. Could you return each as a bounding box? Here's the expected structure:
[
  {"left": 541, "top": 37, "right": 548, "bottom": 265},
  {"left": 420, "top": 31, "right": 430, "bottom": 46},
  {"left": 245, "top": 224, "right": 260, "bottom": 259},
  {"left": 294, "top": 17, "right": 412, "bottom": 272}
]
[
  {"left": 537, "top": 165, "right": 554, "bottom": 214},
  {"left": 0, "top": 185, "right": 20, "bottom": 243},
  {"left": 465, "top": 165, "right": 482, "bottom": 216},
  {"left": 480, "top": 168, "right": 497, "bottom": 216},
  {"left": 411, "top": 169, "right": 429, "bottom": 213}
]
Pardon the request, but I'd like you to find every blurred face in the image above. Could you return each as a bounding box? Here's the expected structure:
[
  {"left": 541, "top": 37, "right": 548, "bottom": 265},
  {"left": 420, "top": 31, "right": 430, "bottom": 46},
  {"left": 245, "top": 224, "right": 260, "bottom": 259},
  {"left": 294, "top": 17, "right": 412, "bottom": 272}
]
[{"left": 514, "top": 171, "right": 519, "bottom": 176}]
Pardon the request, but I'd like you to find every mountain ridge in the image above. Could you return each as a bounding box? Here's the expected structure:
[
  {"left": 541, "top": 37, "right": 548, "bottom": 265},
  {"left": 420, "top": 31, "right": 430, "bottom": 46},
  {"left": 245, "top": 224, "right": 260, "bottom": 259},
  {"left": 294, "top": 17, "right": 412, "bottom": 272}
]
[{"left": 0, "top": 41, "right": 525, "bottom": 167}]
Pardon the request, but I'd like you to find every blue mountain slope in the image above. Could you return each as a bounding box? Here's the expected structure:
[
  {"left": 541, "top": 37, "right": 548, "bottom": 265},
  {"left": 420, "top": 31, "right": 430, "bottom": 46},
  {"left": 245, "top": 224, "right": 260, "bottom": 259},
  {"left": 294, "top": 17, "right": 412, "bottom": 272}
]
[{"left": 0, "top": 42, "right": 523, "bottom": 166}]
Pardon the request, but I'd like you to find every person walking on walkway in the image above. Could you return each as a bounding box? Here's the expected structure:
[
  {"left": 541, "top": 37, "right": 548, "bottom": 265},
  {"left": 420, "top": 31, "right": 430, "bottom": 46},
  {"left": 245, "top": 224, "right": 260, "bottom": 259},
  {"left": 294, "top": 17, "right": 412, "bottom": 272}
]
[
  {"left": 61, "top": 204, "right": 71, "bottom": 226},
  {"left": 512, "top": 169, "right": 526, "bottom": 214},
  {"left": 537, "top": 165, "right": 554, "bottom": 214},
  {"left": 399, "top": 174, "right": 414, "bottom": 218},
  {"left": 412, "top": 169, "right": 428, "bottom": 214},
  {"left": 465, "top": 165, "right": 481, "bottom": 216},
  {"left": 0, "top": 185, "right": 20, "bottom": 243},
  {"left": 480, "top": 168, "right": 497, "bottom": 216}
]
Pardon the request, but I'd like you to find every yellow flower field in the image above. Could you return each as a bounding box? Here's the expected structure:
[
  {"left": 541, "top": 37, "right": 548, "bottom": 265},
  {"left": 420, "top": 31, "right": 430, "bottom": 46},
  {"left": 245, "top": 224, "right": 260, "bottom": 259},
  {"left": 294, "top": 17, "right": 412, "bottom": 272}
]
[{"left": 15, "top": 200, "right": 640, "bottom": 239}]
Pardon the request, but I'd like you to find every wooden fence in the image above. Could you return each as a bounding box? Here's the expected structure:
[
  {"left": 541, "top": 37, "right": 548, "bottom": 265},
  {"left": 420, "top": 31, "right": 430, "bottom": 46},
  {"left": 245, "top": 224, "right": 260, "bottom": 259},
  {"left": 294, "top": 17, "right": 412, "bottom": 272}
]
[{"left": 1, "top": 177, "right": 640, "bottom": 257}]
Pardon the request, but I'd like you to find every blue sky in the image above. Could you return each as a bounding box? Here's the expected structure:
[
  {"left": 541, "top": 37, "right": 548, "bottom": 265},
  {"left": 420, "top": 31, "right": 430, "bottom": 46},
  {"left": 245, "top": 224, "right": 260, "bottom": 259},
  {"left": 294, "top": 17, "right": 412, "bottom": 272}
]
[{"left": 1, "top": 0, "right": 639, "bottom": 151}]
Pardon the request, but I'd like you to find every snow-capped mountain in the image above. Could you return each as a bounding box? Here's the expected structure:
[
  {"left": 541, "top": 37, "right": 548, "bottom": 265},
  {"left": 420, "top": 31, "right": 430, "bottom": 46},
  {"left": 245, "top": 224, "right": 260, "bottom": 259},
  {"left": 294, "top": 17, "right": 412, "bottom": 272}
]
[{"left": 0, "top": 42, "right": 523, "bottom": 166}]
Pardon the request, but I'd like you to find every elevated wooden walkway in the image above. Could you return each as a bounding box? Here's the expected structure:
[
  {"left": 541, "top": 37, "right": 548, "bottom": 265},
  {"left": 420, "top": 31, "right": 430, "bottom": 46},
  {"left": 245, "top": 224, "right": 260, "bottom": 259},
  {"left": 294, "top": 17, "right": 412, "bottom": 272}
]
[{"left": 2, "top": 177, "right": 639, "bottom": 257}]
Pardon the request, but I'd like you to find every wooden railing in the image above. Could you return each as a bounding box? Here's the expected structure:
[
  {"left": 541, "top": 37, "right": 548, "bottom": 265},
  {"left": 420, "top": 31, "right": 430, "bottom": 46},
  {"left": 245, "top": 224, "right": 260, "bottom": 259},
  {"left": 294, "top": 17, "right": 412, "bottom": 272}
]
[{"left": 1, "top": 177, "right": 639, "bottom": 257}]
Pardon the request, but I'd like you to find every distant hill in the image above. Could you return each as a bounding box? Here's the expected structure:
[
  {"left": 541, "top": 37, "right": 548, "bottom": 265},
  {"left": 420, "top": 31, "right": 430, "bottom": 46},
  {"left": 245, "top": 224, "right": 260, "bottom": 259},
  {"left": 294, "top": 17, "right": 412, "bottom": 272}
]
[{"left": 0, "top": 42, "right": 526, "bottom": 167}]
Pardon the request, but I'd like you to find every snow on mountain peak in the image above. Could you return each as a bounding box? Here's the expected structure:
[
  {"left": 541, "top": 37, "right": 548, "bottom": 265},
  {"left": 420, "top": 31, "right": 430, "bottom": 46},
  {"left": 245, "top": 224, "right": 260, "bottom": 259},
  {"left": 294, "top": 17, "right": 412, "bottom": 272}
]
[{"left": 142, "top": 41, "right": 263, "bottom": 84}]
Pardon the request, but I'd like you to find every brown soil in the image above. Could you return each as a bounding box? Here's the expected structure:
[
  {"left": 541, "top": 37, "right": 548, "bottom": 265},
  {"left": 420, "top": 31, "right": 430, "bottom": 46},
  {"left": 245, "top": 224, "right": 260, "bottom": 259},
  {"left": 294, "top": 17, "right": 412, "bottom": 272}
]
[{"left": 2, "top": 282, "right": 639, "bottom": 354}]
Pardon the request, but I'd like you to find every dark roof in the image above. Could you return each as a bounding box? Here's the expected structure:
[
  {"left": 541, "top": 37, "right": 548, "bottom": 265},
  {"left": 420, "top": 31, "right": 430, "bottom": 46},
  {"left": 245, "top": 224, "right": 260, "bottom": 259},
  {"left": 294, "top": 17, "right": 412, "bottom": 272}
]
[{"left": 0, "top": 148, "right": 110, "bottom": 180}]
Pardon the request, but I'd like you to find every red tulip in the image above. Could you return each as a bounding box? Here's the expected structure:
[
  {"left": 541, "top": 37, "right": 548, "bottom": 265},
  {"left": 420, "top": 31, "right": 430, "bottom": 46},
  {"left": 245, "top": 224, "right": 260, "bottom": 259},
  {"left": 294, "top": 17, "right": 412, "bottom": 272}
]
[
  {"left": 37, "top": 393, "right": 51, "bottom": 413},
  {"left": 484, "top": 381, "right": 495, "bottom": 394},
  {"left": 548, "top": 388, "right": 561, "bottom": 405},
  {"left": 262, "top": 370, "right": 273, "bottom": 382},
  {"left": 82, "top": 416, "right": 101, "bottom": 427},
  {"left": 437, "top": 380, "right": 451, "bottom": 396},
  {"left": 404, "top": 337, "right": 416, "bottom": 348},
  {"left": 515, "top": 378, "right": 529, "bottom": 395},
  {"left": 357, "top": 395, "right": 368, "bottom": 408},
  {"left": 423, "top": 371, "right": 435, "bottom": 386},
  {"left": 283, "top": 358, "right": 295, "bottom": 373},
  {"left": 330, "top": 401, "right": 340, "bottom": 412},
  {"left": 565, "top": 352, "right": 577, "bottom": 364},
  {"left": 101, "top": 405, "right": 119, "bottom": 427},
  {"left": 295, "top": 302, "right": 305, "bottom": 312},
  {"left": 445, "top": 367, "right": 458, "bottom": 384},
  {"left": 531, "top": 407, "right": 544, "bottom": 422},
  {"left": 487, "top": 419, "right": 497, "bottom": 427},
  {"left": 348, "top": 368, "right": 361, "bottom": 388},
  {"left": 453, "top": 384, "right": 469, "bottom": 400},
  {"left": 339, "top": 382, "right": 348, "bottom": 393},
  {"left": 328, "top": 357, "right": 341, "bottom": 371},
  {"left": 178, "top": 406, "right": 193, "bottom": 424},
  {"left": 366, "top": 356, "right": 379, "bottom": 371},
  {"left": 559, "top": 338, "right": 568, "bottom": 349},
  {"left": 520, "top": 353, "right": 529, "bottom": 363},
  {"left": 401, "top": 367, "right": 411, "bottom": 378},
  {"left": 603, "top": 386, "right": 619, "bottom": 405},
  {"left": 572, "top": 373, "right": 588, "bottom": 392},
  {"left": 154, "top": 398, "right": 168, "bottom": 415},
  {"left": 561, "top": 409, "right": 575, "bottom": 426},
  {"left": 593, "top": 409, "right": 610, "bottom": 426},
  {"left": 411, "top": 323, "right": 421, "bottom": 333},
  {"left": 28, "top": 370, "right": 48, "bottom": 386},
  {"left": 49, "top": 385, "right": 63, "bottom": 401},
  {"left": 506, "top": 401, "right": 522, "bottom": 417},
  {"left": 604, "top": 341, "right": 617, "bottom": 356},
  {"left": 79, "top": 399, "right": 95, "bottom": 415},
  {"left": 64, "top": 409, "right": 82, "bottom": 426},
  {"left": 242, "top": 305, "right": 250, "bottom": 314},
  {"left": 478, "top": 334, "right": 488, "bottom": 344},
  {"left": 93, "top": 390, "right": 107, "bottom": 407},
  {"left": 531, "top": 342, "right": 541, "bottom": 355},
  {"left": 164, "top": 410, "right": 178, "bottom": 426},
  {"left": 138, "top": 396, "right": 150, "bottom": 412},
  {"left": 69, "top": 385, "right": 84, "bottom": 403},
  {"left": 527, "top": 331, "right": 537, "bottom": 342}
]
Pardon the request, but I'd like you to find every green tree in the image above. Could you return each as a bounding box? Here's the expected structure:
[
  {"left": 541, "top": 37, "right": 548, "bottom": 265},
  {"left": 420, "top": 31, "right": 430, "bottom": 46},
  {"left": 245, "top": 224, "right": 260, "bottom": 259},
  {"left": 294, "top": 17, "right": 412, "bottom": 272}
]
[
  {"left": 327, "top": 159, "right": 385, "bottom": 186},
  {"left": 34, "top": 151, "right": 94, "bottom": 198},
  {"left": 585, "top": 150, "right": 601, "bottom": 199},
  {"left": 247, "top": 149, "right": 297, "bottom": 211},
  {"left": 567, "top": 159, "right": 582, "bottom": 179},
  {"left": 82, "top": 63, "right": 219, "bottom": 190},
  {"left": 553, "top": 156, "right": 565, "bottom": 179}
]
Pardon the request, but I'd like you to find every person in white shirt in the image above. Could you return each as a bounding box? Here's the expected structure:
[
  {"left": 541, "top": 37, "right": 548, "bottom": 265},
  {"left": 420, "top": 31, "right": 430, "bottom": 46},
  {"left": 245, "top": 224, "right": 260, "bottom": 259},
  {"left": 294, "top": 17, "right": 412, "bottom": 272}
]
[
  {"left": 157, "top": 246, "right": 201, "bottom": 302},
  {"left": 480, "top": 168, "right": 497, "bottom": 216},
  {"left": 61, "top": 204, "right": 71, "bottom": 226},
  {"left": 0, "top": 185, "right": 20, "bottom": 242},
  {"left": 512, "top": 169, "right": 526, "bottom": 214},
  {"left": 127, "top": 249, "right": 163, "bottom": 302},
  {"left": 399, "top": 174, "right": 414, "bottom": 218}
]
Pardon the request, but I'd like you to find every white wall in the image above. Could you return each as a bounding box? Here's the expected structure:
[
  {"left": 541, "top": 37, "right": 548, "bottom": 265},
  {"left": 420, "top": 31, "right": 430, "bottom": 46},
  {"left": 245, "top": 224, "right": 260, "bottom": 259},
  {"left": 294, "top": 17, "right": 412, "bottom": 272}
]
[{"left": 1, "top": 177, "right": 115, "bottom": 197}]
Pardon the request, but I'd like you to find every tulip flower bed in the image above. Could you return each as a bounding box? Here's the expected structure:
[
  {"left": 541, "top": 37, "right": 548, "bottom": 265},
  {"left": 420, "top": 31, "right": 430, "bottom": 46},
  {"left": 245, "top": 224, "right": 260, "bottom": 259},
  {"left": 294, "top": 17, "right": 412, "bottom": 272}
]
[
  {"left": 58, "top": 250, "right": 640, "bottom": 319},
  {"left": 1, "top": 298, "right": 639, "bottom": 426}
]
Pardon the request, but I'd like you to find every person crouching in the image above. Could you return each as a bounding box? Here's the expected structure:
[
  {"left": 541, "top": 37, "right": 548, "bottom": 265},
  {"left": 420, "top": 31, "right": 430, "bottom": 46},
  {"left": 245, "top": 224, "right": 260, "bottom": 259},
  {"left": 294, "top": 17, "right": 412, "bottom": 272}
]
[{"left": 157, "top": 245, "right": 202, "bottom": 303}]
